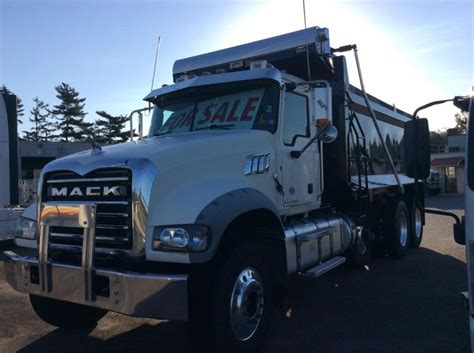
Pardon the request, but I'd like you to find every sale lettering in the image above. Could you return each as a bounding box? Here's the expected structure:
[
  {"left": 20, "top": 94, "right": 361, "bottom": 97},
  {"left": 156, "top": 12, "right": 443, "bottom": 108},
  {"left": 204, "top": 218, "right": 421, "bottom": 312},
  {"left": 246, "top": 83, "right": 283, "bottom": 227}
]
[
  {"left": 196, "top": 97, "right": 261, "bottom": 125},
  {"left": 160, "top": 88, "right": 264, "bottom": 132}
]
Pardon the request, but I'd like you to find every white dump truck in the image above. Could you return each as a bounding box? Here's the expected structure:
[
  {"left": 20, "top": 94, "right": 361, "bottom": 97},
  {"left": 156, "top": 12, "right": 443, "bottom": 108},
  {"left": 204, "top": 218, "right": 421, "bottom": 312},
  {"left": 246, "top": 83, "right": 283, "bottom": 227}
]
[{"left": 4, "top": 27, "right": 431, "bottom": 352}]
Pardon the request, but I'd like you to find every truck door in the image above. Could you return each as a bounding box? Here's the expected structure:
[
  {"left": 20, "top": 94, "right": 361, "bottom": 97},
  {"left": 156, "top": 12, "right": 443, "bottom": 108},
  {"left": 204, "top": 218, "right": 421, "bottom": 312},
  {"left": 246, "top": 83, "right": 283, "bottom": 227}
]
[{"left": 279, "top": 86, "right": 320, "bottom": 210}]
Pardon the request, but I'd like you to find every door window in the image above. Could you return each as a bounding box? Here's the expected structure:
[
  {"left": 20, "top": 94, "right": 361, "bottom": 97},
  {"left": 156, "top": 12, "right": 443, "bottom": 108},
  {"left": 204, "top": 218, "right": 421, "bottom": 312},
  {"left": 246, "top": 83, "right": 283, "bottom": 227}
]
[{"left": 282, "top": 92, "right": 309, "bottom": 146}]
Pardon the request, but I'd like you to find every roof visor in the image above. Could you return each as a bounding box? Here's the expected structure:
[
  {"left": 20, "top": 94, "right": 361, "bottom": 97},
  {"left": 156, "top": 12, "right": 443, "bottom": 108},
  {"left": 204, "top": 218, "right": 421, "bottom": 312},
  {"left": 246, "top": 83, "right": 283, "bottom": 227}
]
[
  {"left": 172, "top": 27, "right": 330, "bottom": 80},
  {"left": 143, "top": 68, "right": 283, "bottom": 104}
]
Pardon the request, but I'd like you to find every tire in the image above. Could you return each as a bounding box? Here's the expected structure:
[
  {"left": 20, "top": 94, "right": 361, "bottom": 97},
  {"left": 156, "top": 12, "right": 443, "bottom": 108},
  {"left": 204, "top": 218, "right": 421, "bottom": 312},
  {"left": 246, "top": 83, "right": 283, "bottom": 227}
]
[
  {"left": 346, "top": 227, "right": 371, "bottom": 268},
  {"left": 29, "top": 295, "right": 107, "bottom": 329},
  {"left": 190, "top": 241, "right": 275, "bottom": 353},
  {"left": 383, "top": 199, "right": 410, "bottom": 258},
  {"left": 409, "top": 203, "right": 424, "bottom": 248}
]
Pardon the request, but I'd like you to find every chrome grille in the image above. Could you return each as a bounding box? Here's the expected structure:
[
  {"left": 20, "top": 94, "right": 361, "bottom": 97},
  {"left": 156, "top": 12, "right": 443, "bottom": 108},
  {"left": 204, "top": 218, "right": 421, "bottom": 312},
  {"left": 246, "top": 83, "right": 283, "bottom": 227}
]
[{"left": 43, "top": 169, "right": 132, "bottom": 249}]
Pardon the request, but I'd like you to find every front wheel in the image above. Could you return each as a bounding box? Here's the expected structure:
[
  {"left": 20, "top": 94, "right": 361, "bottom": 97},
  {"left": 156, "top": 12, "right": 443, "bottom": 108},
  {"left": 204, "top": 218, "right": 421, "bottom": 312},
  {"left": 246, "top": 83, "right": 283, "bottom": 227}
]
[
  {"left": 191, "top": 241, "right": 275, "bottom": 353},
  {"left": 29, "top": 295, "right": 107, "bottom": 329}
]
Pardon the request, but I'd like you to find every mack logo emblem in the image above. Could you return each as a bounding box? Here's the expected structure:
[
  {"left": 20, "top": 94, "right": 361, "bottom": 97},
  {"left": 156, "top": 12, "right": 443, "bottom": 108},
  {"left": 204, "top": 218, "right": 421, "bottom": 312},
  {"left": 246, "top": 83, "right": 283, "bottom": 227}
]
[{"left": 49, "top": 186, "right": 126, "bottom": 197}]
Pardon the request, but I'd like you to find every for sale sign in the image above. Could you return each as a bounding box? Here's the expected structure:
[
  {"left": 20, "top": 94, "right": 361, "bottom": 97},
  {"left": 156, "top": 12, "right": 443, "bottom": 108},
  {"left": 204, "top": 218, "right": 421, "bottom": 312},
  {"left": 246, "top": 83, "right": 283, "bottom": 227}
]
[{"left": 160, "top": 89, "right": 265, "bottom": 133}]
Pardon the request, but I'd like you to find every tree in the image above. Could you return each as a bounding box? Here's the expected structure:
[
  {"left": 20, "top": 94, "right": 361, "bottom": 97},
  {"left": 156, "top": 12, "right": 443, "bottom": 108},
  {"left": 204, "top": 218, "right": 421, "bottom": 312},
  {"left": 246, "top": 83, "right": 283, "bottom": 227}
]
[
  {"left": 430, "top": 130, "right": 448, "bottom": 153},
  {"left": 51, "top": 82, "right": 92, "bottom": 142},
  {"left": 94, "top": 110, "right": 130, "bottom": 144},
  {"left": 1, "top": 85, "right": 25, "bottom": 124},
  {"left": 23, "top": 97, "right": 55, "bottom": 141},
  {"left": 454, "top": 111, "right": 468, "bottom": 134}
]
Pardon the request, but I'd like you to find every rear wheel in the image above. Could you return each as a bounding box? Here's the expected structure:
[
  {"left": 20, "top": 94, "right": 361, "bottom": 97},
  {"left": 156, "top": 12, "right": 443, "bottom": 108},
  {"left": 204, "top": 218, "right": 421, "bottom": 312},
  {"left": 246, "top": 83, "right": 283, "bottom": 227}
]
[
  {"left": 383, "top": 199, "right": 410, "bottom": 258},
  {"left": 29, "top": 295, "right": 107, "bottom": 329},
  {"left": 410, "top": 203, "right": 423, "bottom": 248}
]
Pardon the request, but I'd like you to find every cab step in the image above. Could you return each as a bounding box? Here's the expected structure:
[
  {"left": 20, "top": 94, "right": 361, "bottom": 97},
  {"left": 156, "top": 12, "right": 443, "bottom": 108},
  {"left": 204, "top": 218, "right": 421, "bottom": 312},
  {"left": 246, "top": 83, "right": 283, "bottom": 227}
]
[{"left": 299, "top": 256, "right": 346, "bottom": 278}]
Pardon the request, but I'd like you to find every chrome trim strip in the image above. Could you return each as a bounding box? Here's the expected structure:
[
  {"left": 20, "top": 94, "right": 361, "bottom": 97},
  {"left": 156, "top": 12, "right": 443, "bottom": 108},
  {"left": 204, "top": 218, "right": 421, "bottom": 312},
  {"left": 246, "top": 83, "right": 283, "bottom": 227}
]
[
  {"left": 97, "top": 212, "right": 129, "bottom": 217},
  {"left": 96, "top": 225, "right": 129, "bottom": 230},
  {"left": 95, "top": 236, "right": 129, "bottom": 242},
  {"left": 46, "top": 177, "right": 129, "bottom": 184},
  {"left": 50, "top": 232, "right": 82, "bottom": 239},
  {"left": 43, "top": 200, "right": 129, "bottom": 206},
  {"left": 50, "top": 232, "right": 130, "bottom": 243}
]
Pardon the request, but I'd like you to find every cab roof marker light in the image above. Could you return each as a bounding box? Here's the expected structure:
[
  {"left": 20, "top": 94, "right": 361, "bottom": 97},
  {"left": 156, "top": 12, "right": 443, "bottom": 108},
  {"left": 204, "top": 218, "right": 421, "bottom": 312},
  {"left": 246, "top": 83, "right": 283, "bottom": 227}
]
[
  {"left": 229, "top": 60, "right": 244, "bottom": 70},
  {"left": 250, "top": 60, "right": 267, "bottom": 70},
  {"left": 176, "top": 75, "right": 188, "bottom": 83}
]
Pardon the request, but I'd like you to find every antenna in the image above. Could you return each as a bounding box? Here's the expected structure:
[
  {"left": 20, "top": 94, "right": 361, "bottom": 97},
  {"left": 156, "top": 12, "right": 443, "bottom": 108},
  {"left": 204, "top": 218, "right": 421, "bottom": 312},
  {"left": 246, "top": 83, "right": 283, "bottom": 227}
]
[
  {"left": 150, "top": 37, "right": 161, "bottom": 92},
  {"left": 302, "top": 0, "right": 312, "bottom": 81}
]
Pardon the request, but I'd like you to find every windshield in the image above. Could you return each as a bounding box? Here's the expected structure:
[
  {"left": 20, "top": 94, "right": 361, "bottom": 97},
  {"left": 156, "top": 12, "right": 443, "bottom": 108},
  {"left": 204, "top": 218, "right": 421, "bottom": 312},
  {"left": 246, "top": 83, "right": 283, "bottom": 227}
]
[{"left": 148, "top": 81, "right": 279, "bottom": 137}]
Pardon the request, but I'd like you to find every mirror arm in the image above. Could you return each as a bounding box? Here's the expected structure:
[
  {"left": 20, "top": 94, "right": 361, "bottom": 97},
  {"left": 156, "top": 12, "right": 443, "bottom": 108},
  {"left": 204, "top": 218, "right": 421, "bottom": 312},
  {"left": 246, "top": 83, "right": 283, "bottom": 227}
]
[
  {"left": 410, "top": 97, "right": 460, "bottom": 206},
  {"left": 291, "top": 124, "right": 329, "bottom": 159},
  {"left": 425, "top": 208, "right": 465, "bottom": 245},
  {"left": 412, "top": 98, "right": 455, "bottom": 120}
]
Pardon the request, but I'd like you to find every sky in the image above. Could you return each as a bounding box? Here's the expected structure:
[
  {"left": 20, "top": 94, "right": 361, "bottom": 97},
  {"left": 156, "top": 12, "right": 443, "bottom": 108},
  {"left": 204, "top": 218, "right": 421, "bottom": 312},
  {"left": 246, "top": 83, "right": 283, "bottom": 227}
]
[{"left": 1, "top": 0, "right": 473, "bottom": 135}]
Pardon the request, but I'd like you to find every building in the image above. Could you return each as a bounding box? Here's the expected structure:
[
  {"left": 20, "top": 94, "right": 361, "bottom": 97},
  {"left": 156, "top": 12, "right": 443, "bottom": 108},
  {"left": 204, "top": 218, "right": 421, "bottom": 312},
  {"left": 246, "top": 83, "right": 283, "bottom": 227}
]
[
  {"left": 430, "top": 134, "right": 466, "bottom": 194},
  {"left": 1, "top": 92, "right": 94, "bottom": 205},
  {"left": 17, "top": 140, "right": 92, "bottom": 204}
]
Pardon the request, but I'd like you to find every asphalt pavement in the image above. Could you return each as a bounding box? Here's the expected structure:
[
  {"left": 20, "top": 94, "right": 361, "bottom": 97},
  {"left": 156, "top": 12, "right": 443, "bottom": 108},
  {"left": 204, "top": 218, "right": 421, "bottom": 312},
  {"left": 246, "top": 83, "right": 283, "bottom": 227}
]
[{"left": 0, "top": 194, "right": 468, "bottom": 353}]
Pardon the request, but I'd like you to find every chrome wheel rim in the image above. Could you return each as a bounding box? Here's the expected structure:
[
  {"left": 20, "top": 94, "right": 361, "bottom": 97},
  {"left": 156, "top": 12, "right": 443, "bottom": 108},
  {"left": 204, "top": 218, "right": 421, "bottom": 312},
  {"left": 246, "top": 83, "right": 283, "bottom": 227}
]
[
  {"left": 229, "top": 267, "right": 264, "bottom": 342},
  {"left": 399, "top": 210, "right": 408, "bottom": 247},
  {"left": 414, "top": 207, "right": 422, "bottom": 239}
]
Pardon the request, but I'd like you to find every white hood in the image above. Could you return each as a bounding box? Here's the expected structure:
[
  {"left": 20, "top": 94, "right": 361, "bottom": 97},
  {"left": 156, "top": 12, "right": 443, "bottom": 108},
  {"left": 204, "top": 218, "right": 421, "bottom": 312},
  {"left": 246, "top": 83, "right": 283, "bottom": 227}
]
[{"left": 45, "top": 129, "right": 272, "bottom": 173}]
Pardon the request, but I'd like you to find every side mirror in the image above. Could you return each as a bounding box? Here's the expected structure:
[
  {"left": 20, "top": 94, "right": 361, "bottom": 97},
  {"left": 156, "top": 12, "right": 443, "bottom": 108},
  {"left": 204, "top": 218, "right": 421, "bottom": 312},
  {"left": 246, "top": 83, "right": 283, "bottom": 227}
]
[
  {"left": 404, "top": 118, "right": 430, "bottom": 179},
  {"left": 320, "top": 125, "right": 338, "bottom": 143}
]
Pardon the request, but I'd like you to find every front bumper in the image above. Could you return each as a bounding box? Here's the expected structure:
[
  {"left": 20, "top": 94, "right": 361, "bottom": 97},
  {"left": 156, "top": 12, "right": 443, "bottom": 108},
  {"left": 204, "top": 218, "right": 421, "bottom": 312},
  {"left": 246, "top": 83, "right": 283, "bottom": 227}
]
[{"left": 3, "top": 251, "right": 189, "bottom": 320}]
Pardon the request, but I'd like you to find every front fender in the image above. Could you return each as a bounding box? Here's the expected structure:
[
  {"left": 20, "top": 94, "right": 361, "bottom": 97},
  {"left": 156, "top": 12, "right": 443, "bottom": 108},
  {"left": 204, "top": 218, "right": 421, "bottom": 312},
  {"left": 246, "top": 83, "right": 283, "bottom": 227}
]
[{"left": 145, "top": 185, "right": 280, "bottom": 263}]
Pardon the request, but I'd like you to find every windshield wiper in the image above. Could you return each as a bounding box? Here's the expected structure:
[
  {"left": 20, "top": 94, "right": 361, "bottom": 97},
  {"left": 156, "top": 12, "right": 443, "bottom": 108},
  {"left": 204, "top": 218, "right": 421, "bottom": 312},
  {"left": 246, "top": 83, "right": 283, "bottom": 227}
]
[{"left": 194, "top": 124, "right": 235, "bottom": 131}]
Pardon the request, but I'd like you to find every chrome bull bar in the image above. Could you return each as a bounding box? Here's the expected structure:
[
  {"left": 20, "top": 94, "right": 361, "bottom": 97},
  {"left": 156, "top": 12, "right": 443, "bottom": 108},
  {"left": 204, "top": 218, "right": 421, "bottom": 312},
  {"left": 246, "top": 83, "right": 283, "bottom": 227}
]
[
  {"left": 4, "top": 201, "right": 189, "bottom": 320},
  {"left": 39, "top": 203, "right": 97, "bottom": 301}
]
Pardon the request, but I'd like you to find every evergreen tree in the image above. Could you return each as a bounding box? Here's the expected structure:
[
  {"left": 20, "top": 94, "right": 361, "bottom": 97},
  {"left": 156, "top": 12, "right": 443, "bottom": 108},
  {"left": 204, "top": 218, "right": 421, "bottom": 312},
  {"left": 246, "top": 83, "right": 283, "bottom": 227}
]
[
  {"left": 51, "top": 83, "right": 92, "bottom": 142},
  {"left": 95, "top": 110, "right": 130, "bottom": 144},
  {"left": 1, "top": 85, "right": 25, "bottom": 124},
  {"left": 23, "top": 97, "right": 55, "bottom": 141}
]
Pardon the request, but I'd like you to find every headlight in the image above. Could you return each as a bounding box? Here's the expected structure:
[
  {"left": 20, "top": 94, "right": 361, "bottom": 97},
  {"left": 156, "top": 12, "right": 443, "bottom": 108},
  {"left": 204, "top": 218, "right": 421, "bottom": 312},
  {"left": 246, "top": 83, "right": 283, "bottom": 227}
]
[
  {"left": 14, "top": 217, "right": 37, "bottom": 240},
  {"left": 152, "top": 225, "right": 211, "bottom": 252}
]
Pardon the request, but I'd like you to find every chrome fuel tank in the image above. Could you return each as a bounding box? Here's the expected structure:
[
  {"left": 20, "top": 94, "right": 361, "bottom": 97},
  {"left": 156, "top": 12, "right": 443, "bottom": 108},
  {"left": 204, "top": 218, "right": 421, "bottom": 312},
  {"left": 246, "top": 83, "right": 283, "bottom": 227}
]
[{"left": 284, "top": 214, "right": 356, "bottom": 274}]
